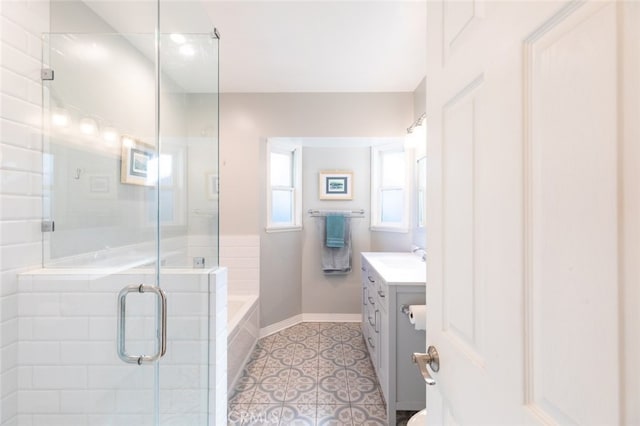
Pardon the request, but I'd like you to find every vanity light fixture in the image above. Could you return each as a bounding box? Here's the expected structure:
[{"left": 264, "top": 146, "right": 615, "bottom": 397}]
[
  {"left": 79, "top": 117, "right": 98, "bottom": 135},
  {"left": 406, "top": 112, "right": 426, "bottom": 134},
  {"left": 102, "top": 127, "right": 118, "bottom": 143},
  {"left": 405, "top": 113, "right": 426, "bottom": 148},
  {"left": 51, "top": 109, "right": 70, "bottom": 127},
  {"left": 121, "top": 136, "right": 135, "bottom": 148}
]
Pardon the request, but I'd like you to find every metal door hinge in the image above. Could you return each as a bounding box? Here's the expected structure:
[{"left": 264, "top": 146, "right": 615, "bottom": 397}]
[
  {"left": 41, "top": 69, "right": 54, "bottom": 80},
  {"left": 41, "top": 220, "right": 55, "bottom": 232}
]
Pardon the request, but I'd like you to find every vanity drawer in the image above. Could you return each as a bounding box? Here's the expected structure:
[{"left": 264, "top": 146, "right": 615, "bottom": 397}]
[
  {"left": 376, "top": 280, "right": 388, "bottom": 309},
  {"left": 365, "top": 299, "right": 376, "bottom": 327}
]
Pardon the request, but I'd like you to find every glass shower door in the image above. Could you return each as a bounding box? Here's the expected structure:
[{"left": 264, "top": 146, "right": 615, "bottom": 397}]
[
  {"left": 157, "top": 31, "right": 220, "bottom": 426},
  {"left": 35, "top": 30, "right": 218, "bottom": 425}
]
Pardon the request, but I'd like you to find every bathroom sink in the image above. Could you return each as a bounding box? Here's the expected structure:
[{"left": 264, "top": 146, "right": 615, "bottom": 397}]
[
  {"left": 375, "top": 257, "right": 423, "bottom": 268},
  {"left": 361, "top": 252, "right": 426, "bottom": 284}
]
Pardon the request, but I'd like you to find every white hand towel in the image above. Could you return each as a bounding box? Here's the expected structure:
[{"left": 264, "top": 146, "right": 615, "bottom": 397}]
[{"left": 408, "top": 305, "right": 426, "bottom": 331}]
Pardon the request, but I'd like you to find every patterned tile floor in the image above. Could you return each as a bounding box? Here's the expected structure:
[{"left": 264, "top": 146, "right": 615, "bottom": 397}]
[{"left": 228, "top": 322, "right": 388, "bottom": 425}]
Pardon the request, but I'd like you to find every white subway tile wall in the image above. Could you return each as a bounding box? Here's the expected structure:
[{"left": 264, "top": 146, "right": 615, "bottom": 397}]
[
  {"left": 1, "top": 1, "right": 50, "bottom": 424},
  {"left": 15, "top": 268, "right": 227, "bottom": 425},
  {"left": 0, "top": 3, "right": 228, "bottom": 423},
  {"left": 220, "top": 235, "right": 260, "bottom": 294}
]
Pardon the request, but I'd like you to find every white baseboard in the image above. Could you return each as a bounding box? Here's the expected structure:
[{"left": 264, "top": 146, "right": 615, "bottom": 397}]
[
  {"left": 301, "top": 313, "right": 361, "bottom": 323},
  {"left": 259, "top": 313, "right": 361, "bottom": 338}
]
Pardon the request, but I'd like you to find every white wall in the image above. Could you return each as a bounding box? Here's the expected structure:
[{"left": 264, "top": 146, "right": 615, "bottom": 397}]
[
  {"left": 0, "top": 1, "right": 50, "bottom": 423},
  {"left": 411, "top": 76, "right": 427, "bottom": 249},
  {"left": 219, "top": 92, "right": 414, "bottom": 327}
]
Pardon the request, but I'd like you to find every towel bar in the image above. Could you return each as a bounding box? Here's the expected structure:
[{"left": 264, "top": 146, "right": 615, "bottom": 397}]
[{"left": 307, "top": 209, "right": 365, "bottom": 218}]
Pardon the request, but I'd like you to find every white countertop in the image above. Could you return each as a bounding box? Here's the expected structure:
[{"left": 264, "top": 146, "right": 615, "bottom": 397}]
[{"left": 361, "top": 252, "right": 426, "bottom": 285}]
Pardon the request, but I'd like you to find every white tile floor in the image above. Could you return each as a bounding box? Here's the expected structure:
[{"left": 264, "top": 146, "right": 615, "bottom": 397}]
[{"left": 228, "top": 322, "right": 388, "bottom": 425}]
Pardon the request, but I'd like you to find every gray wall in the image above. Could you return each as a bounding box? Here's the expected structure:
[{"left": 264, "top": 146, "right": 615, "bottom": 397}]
[
  {"left": 301, "top": 147, "right": 371, "bottom": 315},
  {"left": 219, "top": 92, "right": 414, "bottom": 327}
]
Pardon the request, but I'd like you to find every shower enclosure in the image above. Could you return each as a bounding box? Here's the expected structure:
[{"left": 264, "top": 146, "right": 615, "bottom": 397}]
[{"left": 16, "top": 17, "right": 223, "bottom": 426}]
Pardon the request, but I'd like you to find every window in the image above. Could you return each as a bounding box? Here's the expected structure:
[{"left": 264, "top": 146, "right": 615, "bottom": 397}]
[
  {"left": 371, "top": 144, "right": 409, "bottom": 231},
  {"left": 266, "top": 140, "right": 302, "bottom": 231}
]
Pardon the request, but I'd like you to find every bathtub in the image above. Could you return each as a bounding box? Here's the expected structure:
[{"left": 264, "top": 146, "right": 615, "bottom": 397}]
[{"left": 227, "top": 293, "right": 260, "bottom": 393}]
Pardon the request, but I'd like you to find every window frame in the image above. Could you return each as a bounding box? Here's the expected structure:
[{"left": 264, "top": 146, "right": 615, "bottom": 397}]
[
  {"left": 370, "top": 143, "right": 410, "bottom": 233},
  {"left": 266, "top": 139, "right": 302, "bottom": 232}
]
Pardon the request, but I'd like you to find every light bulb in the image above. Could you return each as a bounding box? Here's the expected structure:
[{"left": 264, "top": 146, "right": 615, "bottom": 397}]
[
  {"left": 79, "top": 118, "right": 98, "bottom": 135},
  {"left": 102, "top": 127, "right": 118, "bottom": 143},
  {"left": 51, "top": 109, "right": 70, "bottom": 127},
  {"left": 122, "top": 137, "right": 135, "bottom": 148}
]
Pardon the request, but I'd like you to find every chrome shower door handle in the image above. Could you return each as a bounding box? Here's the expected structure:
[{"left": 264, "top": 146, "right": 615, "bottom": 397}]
[{"left": 117, "top": 284, "right": 167, "bottom": 365}]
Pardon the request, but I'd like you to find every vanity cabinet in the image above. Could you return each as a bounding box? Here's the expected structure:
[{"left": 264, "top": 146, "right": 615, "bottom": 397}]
[{"left": 361, "top": 252, "right": 426, "bottom": 426}]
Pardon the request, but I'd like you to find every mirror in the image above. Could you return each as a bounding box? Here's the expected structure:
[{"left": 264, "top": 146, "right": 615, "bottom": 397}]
[{"left": 417, "top": 156, "right": 426, "bottom": 228}]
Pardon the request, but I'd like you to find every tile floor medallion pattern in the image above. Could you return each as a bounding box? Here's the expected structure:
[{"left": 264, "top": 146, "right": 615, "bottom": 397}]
[{"left": 228, "top": 322, "right": 390, "bottom": 425}]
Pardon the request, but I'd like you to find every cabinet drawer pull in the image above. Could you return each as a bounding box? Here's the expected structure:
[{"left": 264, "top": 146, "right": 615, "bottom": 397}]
[
  {"left": 368, "top": 315, "right": 375, "bottom": 327},
  {"left": 367, "top": 336, "right": 375, "bottom": 349},
  {"left": 363, "top": 287, "right": 367, "bottom": 306},
  {"left": 368, "top": 276, "right": 375, "bottom": 283},
  {"left": 375, "top": 309, "right": 380, "bottom": 333},
  {"left": 377, "top": 290, "right": 385, "bottom": 298},
  {"left": 368, "top": 296, "right": 375, "bottom": 304}
]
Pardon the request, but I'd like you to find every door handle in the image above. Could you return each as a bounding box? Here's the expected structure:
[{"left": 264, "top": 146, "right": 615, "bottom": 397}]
[
  {"left": 412, "top": 346, "right": 439, "bottom": 385},
  {"left": 117, "top": 284, "right": 167, "bottom": 365}
]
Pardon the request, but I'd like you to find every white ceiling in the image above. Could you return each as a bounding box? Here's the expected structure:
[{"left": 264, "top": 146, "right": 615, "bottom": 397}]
[{"left": 84, "top": 1, "right": 427, "bottom": 93}]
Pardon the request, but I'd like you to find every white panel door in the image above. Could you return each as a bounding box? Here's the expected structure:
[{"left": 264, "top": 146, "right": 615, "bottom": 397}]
[{"left": 425, "top": 1, "right": 640, "bottom": 424}]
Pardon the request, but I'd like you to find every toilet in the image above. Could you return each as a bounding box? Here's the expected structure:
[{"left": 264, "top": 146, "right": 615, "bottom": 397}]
[{"left": 407, "top": 409, "right": 427, "bottom": 426}]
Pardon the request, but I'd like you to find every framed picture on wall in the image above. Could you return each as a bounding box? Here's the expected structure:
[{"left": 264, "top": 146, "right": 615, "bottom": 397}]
[
  {"left": 120, "top": 136, "right": 155, "bottom": 186},
  {"left": 319, "top": 170, "right": 353, "bottom": 200}
]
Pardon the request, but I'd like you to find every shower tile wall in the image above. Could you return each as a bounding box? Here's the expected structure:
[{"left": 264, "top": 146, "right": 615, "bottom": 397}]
[
  {"left": 0, "top": 1, "right": 50, "bottom": 424},
  {"left": 220, "top": 235, "right": 260, "bottom": 294},
  {"left": 16, "top": 270, "right": 225, "bottom": 426}
]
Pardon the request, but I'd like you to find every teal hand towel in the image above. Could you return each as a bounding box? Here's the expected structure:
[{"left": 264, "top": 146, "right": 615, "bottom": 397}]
[{"left": 326, "top": 215, "right": 345, "bottom": 248}]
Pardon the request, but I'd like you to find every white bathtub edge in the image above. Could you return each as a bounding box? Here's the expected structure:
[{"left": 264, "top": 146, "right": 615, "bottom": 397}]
[{"left": 227, "top": 293, "right": 259, "bottom": 395}]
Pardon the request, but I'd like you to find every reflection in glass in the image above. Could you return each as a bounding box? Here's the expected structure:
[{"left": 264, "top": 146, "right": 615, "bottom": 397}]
[{"left": 43, "top": 32, "right": 219, "bottom": 269}]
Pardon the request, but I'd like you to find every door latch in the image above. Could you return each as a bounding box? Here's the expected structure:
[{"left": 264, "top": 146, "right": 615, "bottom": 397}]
[{"left": 412, "top": 346, "right": 440, "bottom": 385}]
